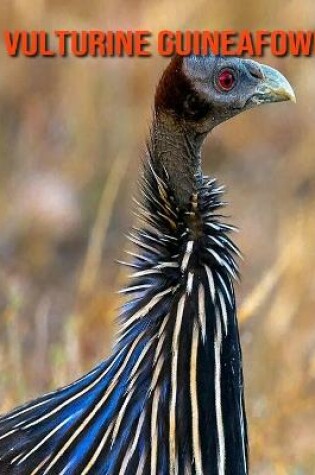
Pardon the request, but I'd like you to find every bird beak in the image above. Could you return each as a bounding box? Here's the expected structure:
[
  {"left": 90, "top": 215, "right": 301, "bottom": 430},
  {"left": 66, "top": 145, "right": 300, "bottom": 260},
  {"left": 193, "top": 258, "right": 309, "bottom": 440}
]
[{"left": 249, "top": 63, "right": 296, "bottom": 106}]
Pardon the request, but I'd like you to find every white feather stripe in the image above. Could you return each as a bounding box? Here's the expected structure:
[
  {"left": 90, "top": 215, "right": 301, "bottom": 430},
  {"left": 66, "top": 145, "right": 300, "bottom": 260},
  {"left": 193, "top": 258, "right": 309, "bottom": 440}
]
[
  {"left": 125, "top": 250, "right": 154, "bottom": 264},
  {"left": 181, "top": 240, "right": 194, "bottom": 272},
  {"left": 119, "top": 284, "right": 151, "bottom": 294},
  {"left": 12, "top": 367, "right": 98, "bottom": 423},
  {"left": 187, "top": 272, "right": 194, "bottom": 295},
  {"left": 119, "top": 287, "right": 174, "bottom": 335},
  {"left": 118, "top": 411, "right": 145, "bottom": 475},
  {"left": 190, "top": 322, "right": 203, "bottom": 475},
  {"left": 150, "top": 386, "right": 161, "bottom": 475},
  {"left": 240, "top": 396, "right": 247, "bottom": 474},
  {"left": 135, "top": 453, "right": 147, "bottom": 475},
  {"left": 81, "top": 422, "right": 114, "bottom": 475},
  {"left": 42, "top": 333, "right": 143, "bottom": 474},
  {"left": 113, "top": 339, "right": 155, "bottom": 444},
  {"left": 130, "top": 269, "right": 161, "bottom": 279},
  {"left": 0, "top": 429, "right": 17, "bottom": 440},
  {"left": 111, "top": 387, "right": 135, "bottom": 445},
  {"left": 198, "top": 284, "right": 206, "bottom": 343},
  {"left": 156, "top": 262, "right": 179, "bottom": 269},
  {"left": 207, "top": 248, "right": 223, "bottom": 266},
  {"left": 154, "top": 314, "right": 169, "bottom": 363},
  {"left": 169, "top": 294, "right": 185, "bottom": 475},
  {"left": 150, "top": 355, "right": 164, "bottom": 393},
  {"left": 217, "top": 273, "right": 233, "bottom": 307},
  {"left": 151, "top": 313, "right": 170, "bottom": 390},
  {"left": 214, "top": 311, "right": 226, "bottom": 475},
  {"left": 204, "top": 265, "right": 215, "bottom": 302},
  {"left": 30, "top": 456, "right": 51, "bottom": 475},
  {"left": 129, "top": 339, "right": 154, "bottom": 381},
  {"left": 16, "top": 415, "right": 73, "bottom": 466},
  {"left": 18, "top": 345, "right": 126, "bottom": 430},
  {"left": 127, "top": 235, "right": 161, "bottom": 255},
  {"left": 218, "top": 290, "right": 228, "bottom": 336}
]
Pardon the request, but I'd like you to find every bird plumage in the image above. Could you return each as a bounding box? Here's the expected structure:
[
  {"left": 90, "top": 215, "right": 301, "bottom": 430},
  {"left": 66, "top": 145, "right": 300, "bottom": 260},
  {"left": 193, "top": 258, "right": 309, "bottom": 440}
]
[
  {"left": 0, "top": 161, "right": 247, "bottom": 474},
  {"left": 0, "top": 53, "right": 295, "bottom": 474}
]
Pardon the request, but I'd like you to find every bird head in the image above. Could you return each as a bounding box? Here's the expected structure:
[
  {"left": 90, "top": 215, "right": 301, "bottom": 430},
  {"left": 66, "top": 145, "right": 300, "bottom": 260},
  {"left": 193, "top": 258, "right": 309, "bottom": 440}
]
[{"left": 155, "top": 54, "right": 296, "bottom": 134}]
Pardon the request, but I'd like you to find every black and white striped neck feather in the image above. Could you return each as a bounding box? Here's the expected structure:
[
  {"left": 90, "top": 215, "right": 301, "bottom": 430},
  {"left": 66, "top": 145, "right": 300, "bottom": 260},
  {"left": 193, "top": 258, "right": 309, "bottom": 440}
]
[
  {"left": 0, "top": 156, "right": 248, "bottom": 475},
  {"left": 118, "top": 158, "right": 248, "bottom": 475}
]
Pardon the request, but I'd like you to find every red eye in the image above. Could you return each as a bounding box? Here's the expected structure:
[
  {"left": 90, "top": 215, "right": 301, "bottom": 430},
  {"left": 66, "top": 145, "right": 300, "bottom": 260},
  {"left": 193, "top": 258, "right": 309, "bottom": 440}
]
[{"left": 218, "top": 69, "right": 235, "bottom": 91}]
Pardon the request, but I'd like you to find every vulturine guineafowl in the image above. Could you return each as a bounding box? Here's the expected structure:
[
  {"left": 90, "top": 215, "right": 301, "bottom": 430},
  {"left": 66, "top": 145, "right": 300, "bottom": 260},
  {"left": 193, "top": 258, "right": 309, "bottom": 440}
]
[{"left": 0, "top": 54, "right": 295, "bottom": 474}]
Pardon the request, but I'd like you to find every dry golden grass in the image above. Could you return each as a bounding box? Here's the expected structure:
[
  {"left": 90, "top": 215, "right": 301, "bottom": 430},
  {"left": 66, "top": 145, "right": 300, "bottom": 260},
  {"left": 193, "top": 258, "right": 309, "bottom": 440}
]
[{"left": 0, "top": 1, "right": 315, "bottom": 473}]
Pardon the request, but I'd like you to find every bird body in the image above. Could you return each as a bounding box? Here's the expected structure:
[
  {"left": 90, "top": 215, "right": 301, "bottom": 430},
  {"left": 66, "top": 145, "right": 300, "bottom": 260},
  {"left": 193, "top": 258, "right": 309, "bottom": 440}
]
[{"left": 0, "top": 54, "right": 295, "bottom": 474}]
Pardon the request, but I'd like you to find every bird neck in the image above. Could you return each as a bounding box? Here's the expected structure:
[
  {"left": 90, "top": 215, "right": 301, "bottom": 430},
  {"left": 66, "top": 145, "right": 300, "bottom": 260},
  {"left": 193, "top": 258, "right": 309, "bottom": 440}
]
[
  {"left": 150, "top": 109, "right": 205, "bottom": 210},
  {"left": 113, "top": 153, "right": 248, "bottom": 473},
  {"left": 0, "top": 153, "right": 248, "bottom": 475}
]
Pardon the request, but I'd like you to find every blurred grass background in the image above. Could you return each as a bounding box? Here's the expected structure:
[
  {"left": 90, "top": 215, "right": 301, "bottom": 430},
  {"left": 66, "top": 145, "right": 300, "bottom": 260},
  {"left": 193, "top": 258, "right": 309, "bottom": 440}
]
[{"left": 0, "top": 1, "right": 315, "bottom": 473}]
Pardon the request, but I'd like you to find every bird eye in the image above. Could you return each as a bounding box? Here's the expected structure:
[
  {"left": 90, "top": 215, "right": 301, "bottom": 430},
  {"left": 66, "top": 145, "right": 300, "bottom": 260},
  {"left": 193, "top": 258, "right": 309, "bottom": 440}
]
[{"left": 217, "top": 69, "right": 236, "bottom": 91}]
